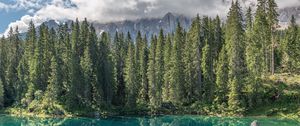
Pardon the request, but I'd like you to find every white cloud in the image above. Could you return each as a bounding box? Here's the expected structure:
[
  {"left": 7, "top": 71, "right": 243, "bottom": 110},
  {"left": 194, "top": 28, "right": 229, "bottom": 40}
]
[{"left": 2, "top": 0, "right": 300, "bottom": 36}]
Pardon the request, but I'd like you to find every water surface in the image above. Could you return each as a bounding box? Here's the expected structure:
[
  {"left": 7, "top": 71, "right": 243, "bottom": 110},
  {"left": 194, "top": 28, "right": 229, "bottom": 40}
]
[{"left": 0, "top": 114, "right": 299, "bottom": 126}]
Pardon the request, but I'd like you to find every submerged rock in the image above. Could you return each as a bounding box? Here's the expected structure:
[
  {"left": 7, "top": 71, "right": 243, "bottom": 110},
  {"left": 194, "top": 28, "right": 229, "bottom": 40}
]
[{"left": 250, "top": 120, "right": 259, "bottom": 126}]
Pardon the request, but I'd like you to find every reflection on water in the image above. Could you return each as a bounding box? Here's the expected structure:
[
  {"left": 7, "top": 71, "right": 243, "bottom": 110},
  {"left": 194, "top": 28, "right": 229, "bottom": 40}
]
[{"left": 0, "top": 114, "right": 299, "bottom": 126}]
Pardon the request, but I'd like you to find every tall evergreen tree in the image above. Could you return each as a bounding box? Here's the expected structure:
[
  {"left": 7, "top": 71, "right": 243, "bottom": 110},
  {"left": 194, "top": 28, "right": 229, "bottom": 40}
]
[
  {"left": 283, "top": 15, "right": 300, "bottom": 72},
  {"left": 0, "top": 37, "right": 7, "bottom": 107},
  {"left": 225, "top": 1, "right": 246, "bottom": 115},
  {"left": 5, "top": 27, "right": 22, "bottom": 106},
  {"left": 189, "top": 15, "right": 203, "bottom": 102},
  {"left": 148, "top": 35, "right": 157, "bottom": 109},
  {"left": 80, "top": 25, "right": 96, "bottom": 107},
  {"left": 46, "top": 55, "right": 63, "bottom": 103},
  {"left": 267, "top": 0, "right": 279, "bottom": 74},
  {"left": 66, "top": 20, "right": 85, "bottom": 109},
  {"left": 113, "top": 32, "right": 126, "bottom": 106},
  {"left": 151, "top": 29, "right": 165, "bottom": 109},
  {"left": 245, "top": 6, "right": 261, "bottom": 108},
  {"left": 162, "top": 35, "right": 172, "bottom": 102},
  {"left": 97, "top": 31, "right": 114, "bottom": 107},
  {"left": 0, "top": 80, "right": 3, "bottom": 108},
  {"left": 138, "top": 34, "right": 149, "bottom": 105},
  {"left": 170, "top": 23, "right": 186, "bottom": 104},
  {"left": 125, "top": 37, "right": 138, "bottom": 107},
  {"left": 214, "top": 47, "right": 228, "bottom": 111}
]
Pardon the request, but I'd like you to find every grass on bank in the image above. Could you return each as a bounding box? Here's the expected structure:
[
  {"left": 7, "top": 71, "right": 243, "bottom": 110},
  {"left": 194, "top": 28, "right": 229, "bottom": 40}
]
[
  {"left": 247, "top": 73, "right": 300, "bottom": 120},
  {"left": 1, "top": 73, "right": 300, "bottom": 120}
]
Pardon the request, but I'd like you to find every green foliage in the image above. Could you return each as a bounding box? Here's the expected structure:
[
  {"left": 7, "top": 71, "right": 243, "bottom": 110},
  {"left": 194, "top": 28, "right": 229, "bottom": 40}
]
[
  {"left": 225, "top": 1, "right": 246, "bottom": 116},
  {"left": 162, "top": 35, "right": 172, "bottom": 102},
  {"left": 125, "top": 38, "right": 138, "bottom": 107},
  {"left": 170, "top": 23, "right": 186, "bottom": 105},
  {"left": 1, "top": 0, "right": 299, "bottom": 118},
  {"left": 138, "top": 34, "right": 149, "bottom": 105},
  {"left": 0, "top": 80, "right": 4, "bottom": 108},
  {"left": 282, "top": 15, "right": 300, "bottom": 72}
]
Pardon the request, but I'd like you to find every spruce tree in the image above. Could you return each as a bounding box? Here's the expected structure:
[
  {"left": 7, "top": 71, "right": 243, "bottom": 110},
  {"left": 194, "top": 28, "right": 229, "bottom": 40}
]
[
  {"left": 113, "top": 32, "right": 126, "bottom": 106},
  {"left": 214, "top": 47, "right": 228, "bottom": 111},
  {"left": 6, "top": 27, "right": 22, "bottom": 106},
  {"left": 138, "top": 34, "right": 149, "bottom": 105},
  {"left": 201, "top": 39, "right": 213, "bottom": 103},
  {"left": 162, "top": 35, "right": 172, "bottom": 102},
  {"left": 254, "top": 0, "right": 271, "bottom": 73},
  {"left": 46, "top": 55, "right": 63, "bottom": 103},
  {"left": 170, "top": 23, "right": 186, "bottom": 104},
  {"left": 189, "top": 15, "right": 203, "bottom": 102},
  {"left": 0, "top": 80, "right": 3, "bottom": 108},
  {"left": 267, "top": 0, "right": 279, "bottom": 74},
  {"left": 80, "top": 28, "right": 96, "bottom": 107},
  {"left": 152, "top": 29, "right": 165, "bottom": 108},
  {"left": 125, "top": 37, "right": 138, "bottom": 107},
  {"left": 283, "top": 15, "right": 300, "bottom": 72},
  {"left": 66, "top": 20, "right": 85, "bottom": 109},
  {"left": 225, "top": 1, "right": 246, "bottom": 115},
  {"left": 148, "top": 35, "right": 157, "bottom": 109}
]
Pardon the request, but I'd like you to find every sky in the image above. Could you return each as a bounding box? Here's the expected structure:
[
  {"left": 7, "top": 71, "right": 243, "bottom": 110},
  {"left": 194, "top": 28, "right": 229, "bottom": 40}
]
[{"left": 0, "top": 0, "right": 300, "bottom": 36}]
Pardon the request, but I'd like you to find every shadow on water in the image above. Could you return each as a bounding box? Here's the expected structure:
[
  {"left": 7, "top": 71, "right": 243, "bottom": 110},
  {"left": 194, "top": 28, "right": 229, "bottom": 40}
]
[{"left": 0, "top": 114, "right": 299, "bottom": 126}]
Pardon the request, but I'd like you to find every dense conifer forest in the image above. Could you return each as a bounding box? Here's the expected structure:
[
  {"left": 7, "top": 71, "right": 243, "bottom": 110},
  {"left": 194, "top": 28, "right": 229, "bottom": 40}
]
[{"left": 0, "top": 0, "right": 300, "bottom": 117}]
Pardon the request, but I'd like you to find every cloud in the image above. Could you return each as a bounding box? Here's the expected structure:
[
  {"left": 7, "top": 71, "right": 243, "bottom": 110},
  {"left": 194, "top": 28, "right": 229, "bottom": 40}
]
[
  {"left": 2, "top": 0, "right": 300, "bottom": 36},
  {"left": 0, "top": 0, "right": 50, "bottom": 11},
  {"left": 277, "top": 0, "right": 300, "bottom": 8}
]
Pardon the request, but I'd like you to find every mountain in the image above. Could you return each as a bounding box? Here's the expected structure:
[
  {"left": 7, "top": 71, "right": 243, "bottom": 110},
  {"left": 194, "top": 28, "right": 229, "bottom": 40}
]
[
  {"left": 37, "top": 13, "right": 191, "bottom": 40},
  {"left": 31, "top": 3, "right": 300, "bottom": 39},
  {"left": 92, "top": 12, "right": 191, "bottom": 39}
]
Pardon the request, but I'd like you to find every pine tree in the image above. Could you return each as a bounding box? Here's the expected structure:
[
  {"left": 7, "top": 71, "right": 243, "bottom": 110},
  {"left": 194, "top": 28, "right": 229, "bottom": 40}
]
[
  {"left": 283, "top": 15, "right": 300, "bottom": 72},
  {"left": 254, "top": 0, "right": 271, "bottom": 73},
  {"left": 201, "top": 39, "right": 213, "bottom": 103},
  {"left": 267, "top": 0, "right": 279, "bottom": 74},
  {"left": 212, "top": 15, "right": 223, "bottom": 59},
  {"left": 125, "top": 37, "right": 138, "bottom": 107},
  {"left": 170, "top": 23, "right": 186, "bottom": 104},
  {"left": 185, "top": 18, "right": 196, "bottom": 103},
  {"left": 189, "top": 15, "right": 203, "bottom": 102},
  {"left": 135, "top": 31, "right": 143, "bottom": 83},
  {"left": 46, "top": 55, "right": 63, "bottom": 103},
  {"left": 100, "top": 32, "right": 114, "bottom": 106},
  {"left": 0, "top": 37, "right": 6, "bottom": 108},
  {"left": 214, "top": 47, "right": 228, "bottom": 111},
  {"left": 66, "top": 20, "right": 85, "bottom": 109},
  {"left": 245, "top": 7, "right": 261, "bottom": 108},
  {"left": 23, "top": 22, "right": 37, "bottom": 105},
  {"left": 151, "top": 29, "right": 165, "bottom": 108},
  {"left": 27, "top": 23, "right": 45, "bottom": 103},
  {"left": 6, "top": 27, "right": 22, "bottom": 106},
  {"left": 162, "top": 35, "right": 172, "bottom": 102},
  {"left": 80, "top": 27, "right": 96, "bottom": 107},
  {"left": 148, "top": 35, "right": 157, "bottom": 109},
  {"left": 225, "top": 1, "right": 246, "bottom": 115},
  {"left": 0, "top": 80, "right": 3, "bottom": 108},
  {"left": 113, "top": 32, "right": 126, "bottom": 106},
  {"left": 138, "top": 34, "right": 149, "bottom": 105}
]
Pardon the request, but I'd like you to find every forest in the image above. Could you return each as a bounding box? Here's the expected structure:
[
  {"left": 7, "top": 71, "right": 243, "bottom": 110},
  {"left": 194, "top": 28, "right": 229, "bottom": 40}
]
[{"left": 0, "top": 0, "right": 300, "bottom": 117}]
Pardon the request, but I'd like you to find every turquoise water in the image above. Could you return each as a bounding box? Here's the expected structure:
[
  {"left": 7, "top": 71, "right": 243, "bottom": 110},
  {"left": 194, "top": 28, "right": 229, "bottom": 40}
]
[{"left": 0, "top": 114, "right": 299, "bottom": 126}]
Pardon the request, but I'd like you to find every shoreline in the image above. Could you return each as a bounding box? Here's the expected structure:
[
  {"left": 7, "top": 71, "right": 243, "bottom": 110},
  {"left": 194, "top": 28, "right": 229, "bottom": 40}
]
[{"left": 1, "top": 108, "right": 299, "bottom": 121}]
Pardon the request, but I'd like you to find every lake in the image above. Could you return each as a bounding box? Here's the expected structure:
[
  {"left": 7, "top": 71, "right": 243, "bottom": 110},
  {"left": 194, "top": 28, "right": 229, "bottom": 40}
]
[{"left": 0, "top": 114, "right": 299, "bottom": 126}]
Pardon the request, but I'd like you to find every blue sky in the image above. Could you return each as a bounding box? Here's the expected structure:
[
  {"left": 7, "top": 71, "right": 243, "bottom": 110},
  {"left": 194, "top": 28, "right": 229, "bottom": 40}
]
[
  {"left": 0, "top": 7, "right": 26, "bottom": 33},
  {"left": 0, "top": 0, "right": 24, "bottom": 33}
]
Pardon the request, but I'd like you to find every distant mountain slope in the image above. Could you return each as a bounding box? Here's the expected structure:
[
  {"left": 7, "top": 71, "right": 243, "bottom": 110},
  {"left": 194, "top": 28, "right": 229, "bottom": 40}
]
[
  {"left": 30, "top": 3, "right": 300, "bottom": 39},
  {"left": 92, "top": 12, "right": 191, "bottom": 39}
]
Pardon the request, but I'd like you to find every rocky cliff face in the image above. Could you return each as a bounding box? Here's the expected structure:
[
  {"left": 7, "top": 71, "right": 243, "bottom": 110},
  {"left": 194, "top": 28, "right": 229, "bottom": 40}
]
[
  {"left": 92, "top": 12, "right": 191, "bottom": 39},
  {"left": 37, "top": 1, "right": 300, "bottom": 39}
]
